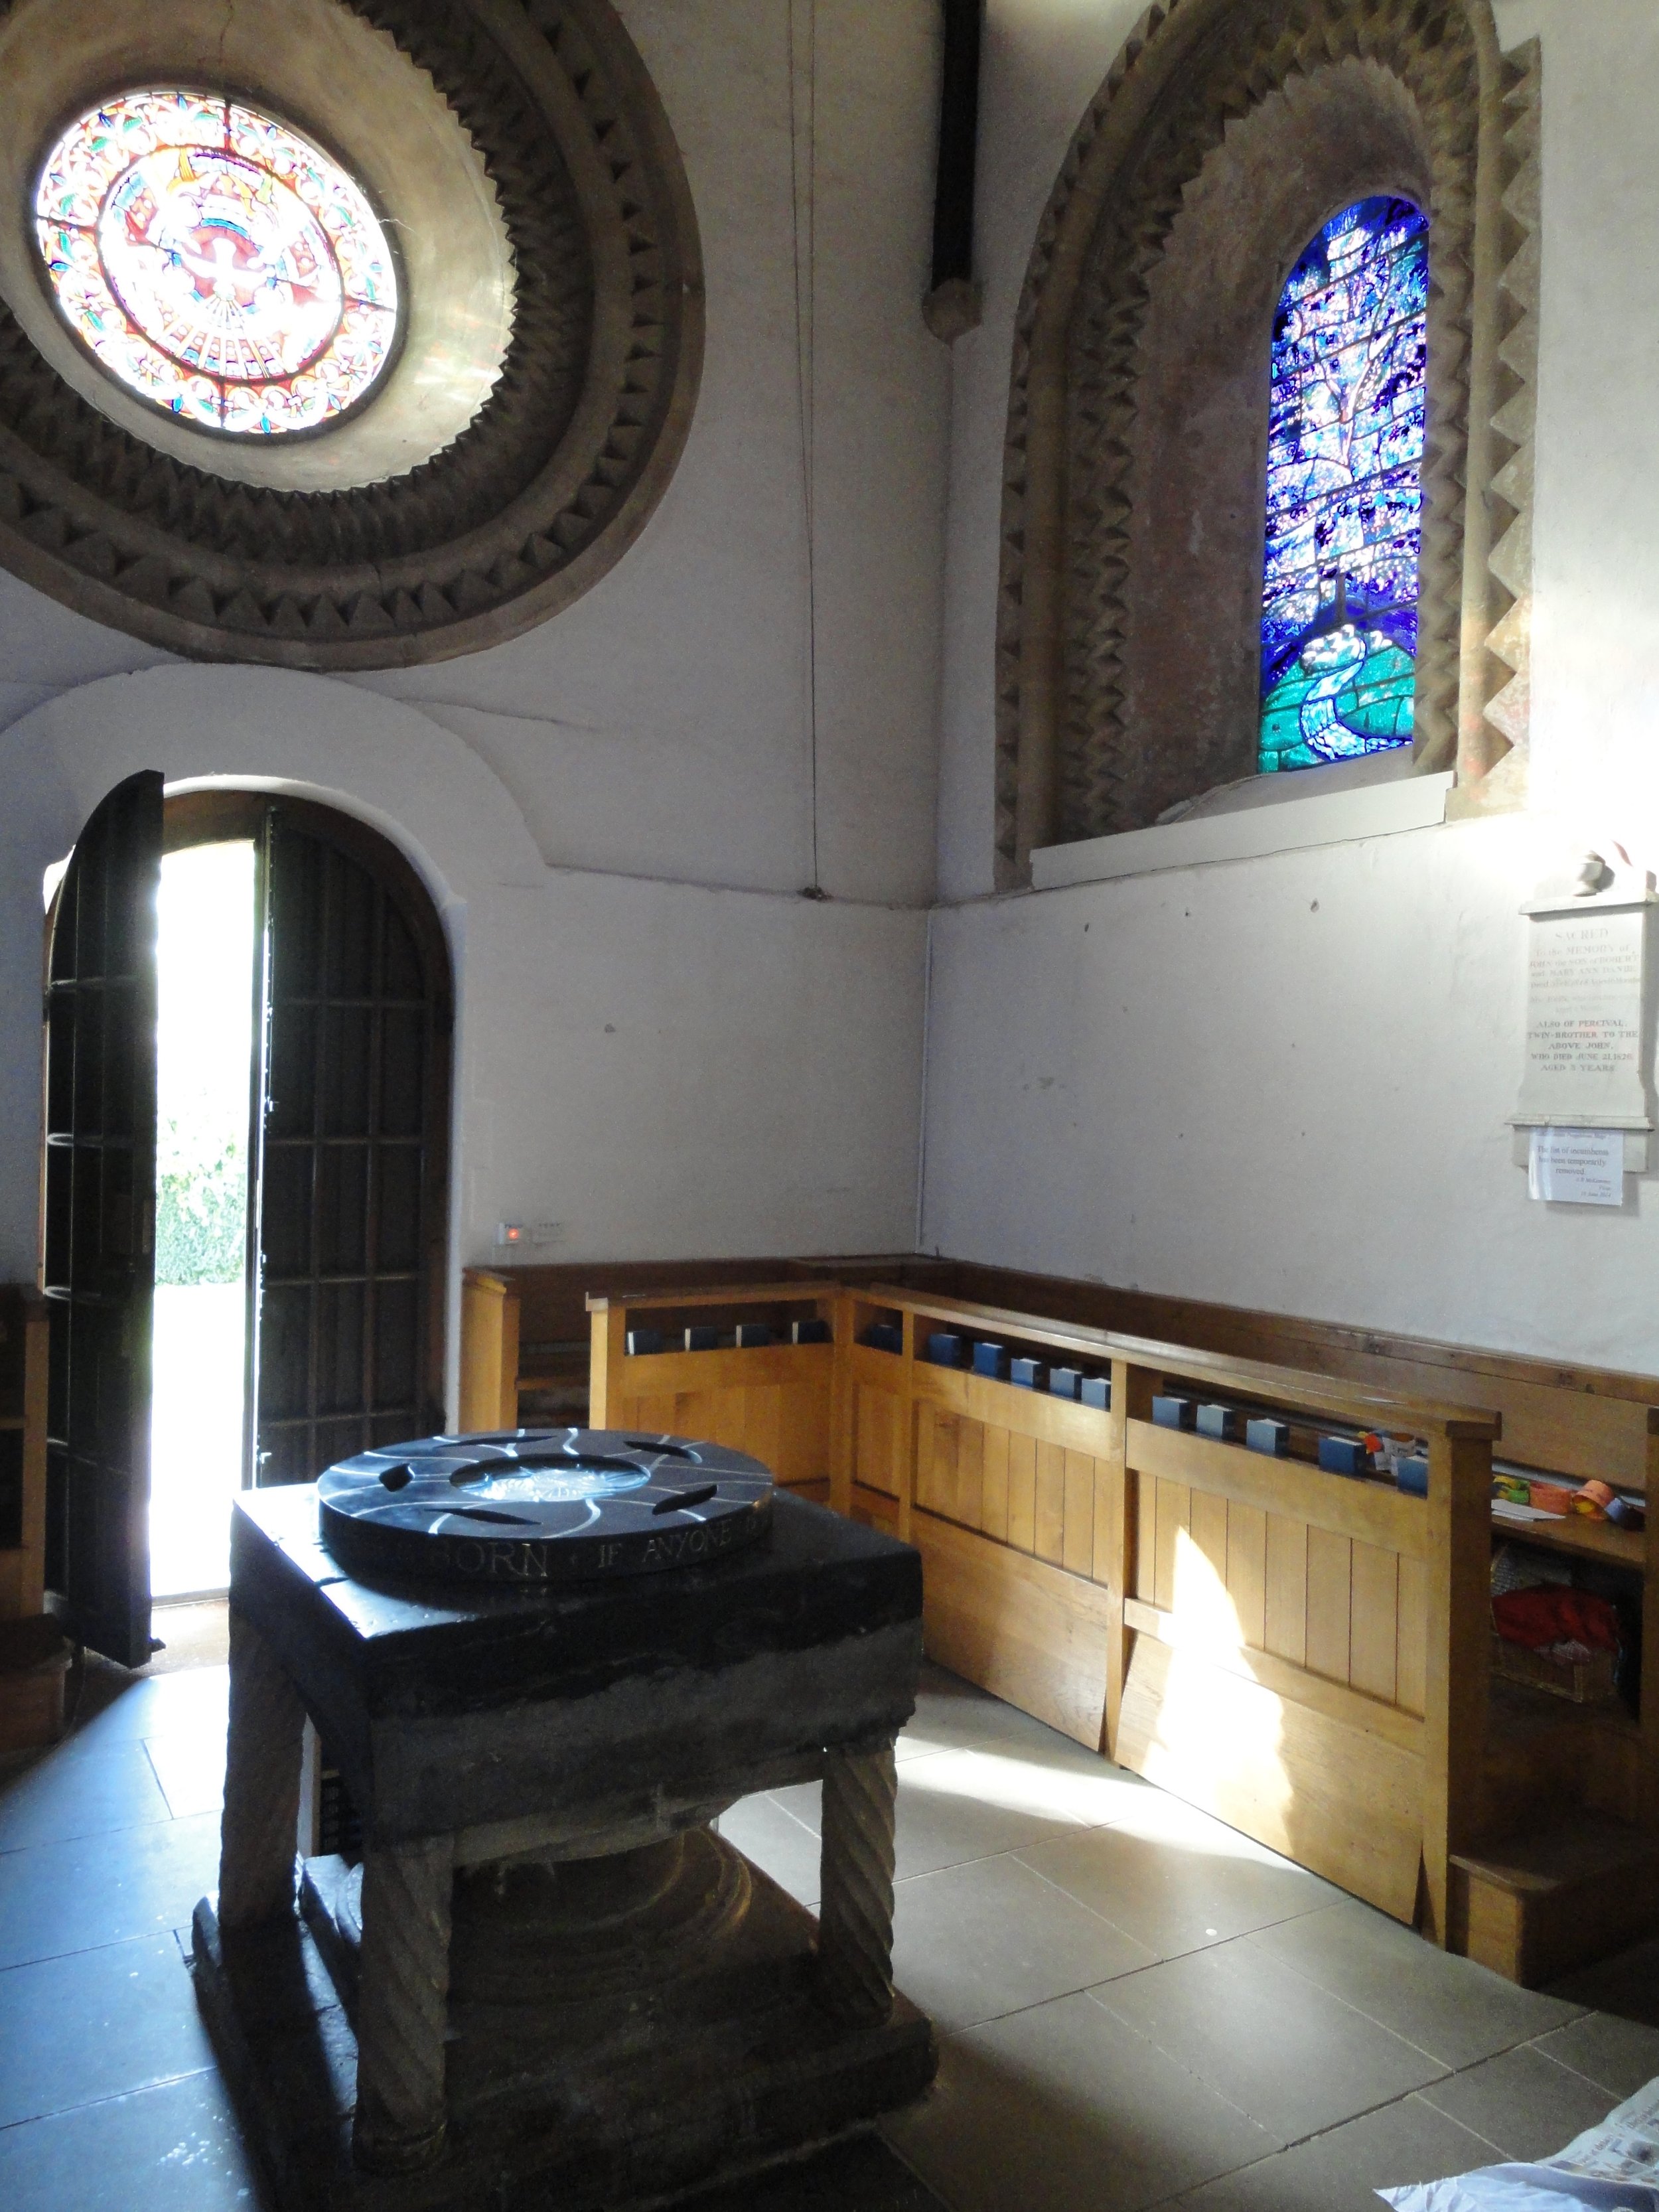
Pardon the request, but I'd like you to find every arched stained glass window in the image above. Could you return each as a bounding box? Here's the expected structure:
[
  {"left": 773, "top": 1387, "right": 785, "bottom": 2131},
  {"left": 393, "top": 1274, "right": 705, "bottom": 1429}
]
[
  {"left": 35, "top": 90, "right": 399, "bottom": 438},
  {"left": 1258, "top": 196, "right": 1429, "bottom": 774}
]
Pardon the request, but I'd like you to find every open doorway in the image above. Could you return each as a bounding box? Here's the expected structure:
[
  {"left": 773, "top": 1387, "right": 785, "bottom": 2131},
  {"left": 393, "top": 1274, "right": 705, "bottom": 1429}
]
[
  {"left": 42, "top": 781, "right": 453, "bottom": 1656},
  {"left": 150, "top": 840, "right": 255, "bottom": 1599}
]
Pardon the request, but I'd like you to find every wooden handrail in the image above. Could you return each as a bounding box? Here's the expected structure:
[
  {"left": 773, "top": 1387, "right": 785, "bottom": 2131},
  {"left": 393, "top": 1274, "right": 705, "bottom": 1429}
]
[
  {"left": 586, "top": 1281, "right": 841, "bottom": 1313},
  {"left": 853, "top": 1284, "right": 1500, "bottom": 1441}
]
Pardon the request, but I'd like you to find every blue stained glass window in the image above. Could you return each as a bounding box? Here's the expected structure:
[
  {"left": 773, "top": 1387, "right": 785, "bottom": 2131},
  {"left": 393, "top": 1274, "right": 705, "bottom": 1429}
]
[{"left": 1258, "top": 195, "right": 1429, "bottom": 774}]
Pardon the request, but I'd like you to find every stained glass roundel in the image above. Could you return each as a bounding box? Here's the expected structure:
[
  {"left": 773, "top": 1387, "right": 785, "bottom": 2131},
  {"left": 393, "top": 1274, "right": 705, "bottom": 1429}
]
[{"left": 35, "top": 90, "right": 399, "bottom": 437}]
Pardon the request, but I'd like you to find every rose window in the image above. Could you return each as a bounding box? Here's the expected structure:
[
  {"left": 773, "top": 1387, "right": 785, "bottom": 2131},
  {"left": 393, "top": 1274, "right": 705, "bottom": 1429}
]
[{"left": 36, "top": 89, "right": 399, "bottom": 437}]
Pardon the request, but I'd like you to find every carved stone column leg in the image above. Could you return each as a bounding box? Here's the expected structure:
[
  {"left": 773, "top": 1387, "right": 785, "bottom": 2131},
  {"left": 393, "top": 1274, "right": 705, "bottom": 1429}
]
[
  {"left": 816, "top": 1736, "right": 898, "bottom": 2026},
  {"left": 218, "top": 1609, "right": 306, "bottom": 1933},
  {"left": 352, "top": 1835, "right": 455, "bottom": 2174}
]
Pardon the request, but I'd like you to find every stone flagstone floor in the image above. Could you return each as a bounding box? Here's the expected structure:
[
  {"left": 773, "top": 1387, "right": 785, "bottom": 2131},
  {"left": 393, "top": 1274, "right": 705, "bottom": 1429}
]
[{"left": 3, "top": 1608, "right": 1658, "bottom": 2210}]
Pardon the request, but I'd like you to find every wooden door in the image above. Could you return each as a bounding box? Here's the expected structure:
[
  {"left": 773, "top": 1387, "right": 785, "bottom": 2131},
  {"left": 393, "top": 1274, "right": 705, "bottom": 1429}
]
[
  {"left": 250, "top": 804, "right": 451, "bottom": 1485},
  {"left": 42, "top": 770, "right": 163, "bottom": 1668}
]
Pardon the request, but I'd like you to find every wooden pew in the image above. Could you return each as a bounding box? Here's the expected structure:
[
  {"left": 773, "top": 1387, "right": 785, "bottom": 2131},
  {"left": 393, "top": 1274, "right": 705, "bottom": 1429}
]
[
  {"left": 837, "top": 1284, "right": 1497, "bottom": 1941},
  {"left": 567, "top": 1269, "right": 1659, "bottom": 1984},
  {"left": 458, "top": 1256, "right": 901, "bottom": 1432},
  {"left": 901, "top": 1258, "right": 1659, "bottom": 1494},
  {"left": 587, "top": 1282, "right": 843, "bottom": 1502}
]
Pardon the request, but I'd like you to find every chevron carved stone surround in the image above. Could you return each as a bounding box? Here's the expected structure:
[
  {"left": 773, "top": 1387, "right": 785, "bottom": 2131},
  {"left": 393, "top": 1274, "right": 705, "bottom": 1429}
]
[
  {"left": 993, "top": 0, "right": 1532, "bottom": 885},
  {"left": 0, "top": 0, "right": 703, "bottom": 668}
]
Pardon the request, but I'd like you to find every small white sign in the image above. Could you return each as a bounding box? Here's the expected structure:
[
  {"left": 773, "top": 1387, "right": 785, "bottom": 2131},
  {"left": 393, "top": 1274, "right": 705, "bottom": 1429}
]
[{"left": 1528, "top": 1126, "right": 1624, "bottom": 1207}]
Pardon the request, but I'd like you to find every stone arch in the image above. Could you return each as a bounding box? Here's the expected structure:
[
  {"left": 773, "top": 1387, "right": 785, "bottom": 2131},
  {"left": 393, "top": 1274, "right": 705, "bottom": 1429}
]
[
  {"left": 0, "top": 664, "right": 549, "bottom": 1393},
  {"left": 993, "top": 0, "right": 1540, "bottom": 885}
]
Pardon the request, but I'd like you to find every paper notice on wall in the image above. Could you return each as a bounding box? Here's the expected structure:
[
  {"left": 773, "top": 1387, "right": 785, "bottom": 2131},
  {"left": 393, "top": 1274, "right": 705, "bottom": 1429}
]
[{"left": 1528, "top": 1126, "right": 1623, "bottom": 1207}]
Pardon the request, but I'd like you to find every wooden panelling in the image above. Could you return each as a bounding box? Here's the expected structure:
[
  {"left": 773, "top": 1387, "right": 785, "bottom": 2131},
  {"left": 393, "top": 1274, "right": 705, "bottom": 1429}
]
[
  {"left": 912, "top": 1363, "right": 1115, "bottom": 1453},
  {"left": 1131, "top": 1473, "right": 1154, "bottom": 1601},
  {"left": 459, "top": 1270, "right": 520, "bottom": 1432},
  {"left": 958, "top": 1422, "right": 985, "bottom": 1532},
  {"left": 849, "top": 1481, "right": 899, "bottom": 1536},
  {"left": 1122, "top": 1600, "right": 1424, "bottom": 1755},
  {"left": 612, "top": 1343, "right": 833, "bottom": 1397},
  {"left": 1120, "top": 1428, "right": 1421, "bottom": 1732},
  {"left": 1421, "top": 1435, "right": 1495, "bottom": 1944},
  {"left": 894, "top": 1288, "right": 1496, "bottom": 1443},
  {"left": 1305, "top": 1528, "right": 1353, "bottom": 1685},
  {"left": 1264, "top": 1514, "right": 1308, "bottom": 1667},
  {"left": 611, "top": 1343, "right": 834, "bottom": 1491},
  {"left": 1035, "top": 1441, "right": 1065, "bottom": 1566},
  {"left": 1226, "top": 1503, "right": 1267, "bottom": 1652},
  {"left": 915, "top": 1509, "right": 1112, "bottom": 1751},
  {"left": 1153, "top": 1477, "right": 1189, "bottom": 1611},
  {"left": 1117, "top": 1632, "right": 1423, "bottom": 1921},
  {"left": 981, "top": 1427, "right": 1010, "bottom": 1543},
  {"left": 1350, "top": 1542, "right": 1400, "bottom": 1706},
  {"left": 582, "top": 1270, "right": 1659, "bottom": 1989},
  {"left": 1190, "top": 1487, "right": 1228, "bottom": 1589},
  {"left": 852, "top": 1382, "right": 903, "bottom": 1498},
  {"left": 848, "top": 1344, "right": 906, "bottom": 1392},
  {"left": 1127, "top": 1420, "right": 1429, "bottom": 1558},
  {"left": 1007, "top": 1434, "right": 1037, "bottom": 1554},
  {"left": 916, "top": 1260, "right": 1657, "bottom": 1490},
  {"left": 1062, "top": 1451, "right": 1096, "bottom": 1578},
  {"left": 911, "top": 1400, "right": 1104, "bottom": 1582},
  {"left": 1397, "top": 1555, "right": 1429, "bottom": 1718}
]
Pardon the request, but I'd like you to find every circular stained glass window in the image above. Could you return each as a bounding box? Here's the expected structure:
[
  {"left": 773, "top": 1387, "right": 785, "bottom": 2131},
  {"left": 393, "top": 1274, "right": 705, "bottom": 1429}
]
[{"left": 35, "top": 89, "right": 399, "bottom": 438}]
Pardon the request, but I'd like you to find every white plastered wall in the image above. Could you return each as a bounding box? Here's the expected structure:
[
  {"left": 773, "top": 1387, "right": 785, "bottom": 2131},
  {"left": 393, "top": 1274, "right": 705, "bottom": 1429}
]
[
  {"left": 0, "top": 668, "right": 928, "bottom": 1416},
  {"left": 0, "top": 0, "right": 950, "bottom": 895},
  {"left": 350, "top": 0, "right": 950, "bottom": 909},
  {"left": 922, "top": 0, "right": 1659, "bottom": 1372},
  {"left": 0, "top": 0, "right": 946, "bottom": 1408}
]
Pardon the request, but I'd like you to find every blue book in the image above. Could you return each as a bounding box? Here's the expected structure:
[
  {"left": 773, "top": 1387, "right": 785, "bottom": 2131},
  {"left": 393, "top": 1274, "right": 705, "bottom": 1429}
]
[
  {"left": 1048, "top": 1366, "right": 1082, "bottom": 1400},
  {"left": 1152, "top": 1394, "right": 1194, "bottom": 1430},
  {"left": 972, "top": 1341, "right": 1009, "bottom": 1381},
  {"left": 1196, "top": 1403, "right": 1240, "bottom": 1441},
  {"left": 1395, "top": 1456, "right": 1429, "bottom": 1497},
  {"left": 861, "top": 1323, "right": 903, "bottom": 1355},
  {"left": 625, "top": 1328, "right": 664, "bottom": 1357},
  {"left": 925, "top": 1332, "right": 966, "bottom": 1367},
  {"left": 684, "top": 1325, "right": 719, "bottom": 1352},
  {"left": 1079, "top": 1376, "right": 1110, "bottom": 1411},
  {"left": 1009, "top": 1357, "right": 1044, "bottom": 1390},
  {"left": 1318, "top": 1435, "right": 1368, "bottom": 1477},
  {"left": 735, "top": 1323, "right": 772, "bottom": 1349},
  {"left": 1246, "top": 1418, "right": 1288, "bottom": 1457},
  {"left": 791, "top": 1317, "right": 831, "bottom": 1345}
]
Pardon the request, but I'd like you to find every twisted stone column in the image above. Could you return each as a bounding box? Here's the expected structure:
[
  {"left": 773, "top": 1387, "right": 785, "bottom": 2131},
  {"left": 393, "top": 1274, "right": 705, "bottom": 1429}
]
[
  {"left": 816, "top": 1736, "right": 899, "bottom": 2026},
  {"left": 352, "top": 1835, "right": 455, "bottom": 2174},
  {"left": 218, "top": 1609, "right": 305, "bottom": 1933}
]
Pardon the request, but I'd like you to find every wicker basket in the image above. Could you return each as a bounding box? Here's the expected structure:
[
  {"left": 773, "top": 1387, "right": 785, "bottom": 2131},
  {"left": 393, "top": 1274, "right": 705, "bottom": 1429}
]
[{"left": 1490, "top": 1631, "right": 1619, "bottom": 1706}]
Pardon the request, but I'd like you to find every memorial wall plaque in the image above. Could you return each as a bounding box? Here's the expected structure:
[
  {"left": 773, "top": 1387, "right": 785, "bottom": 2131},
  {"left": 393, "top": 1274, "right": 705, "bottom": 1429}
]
[{"left": 1510, "top": 856, "right": 1656, "bottom": 1181}]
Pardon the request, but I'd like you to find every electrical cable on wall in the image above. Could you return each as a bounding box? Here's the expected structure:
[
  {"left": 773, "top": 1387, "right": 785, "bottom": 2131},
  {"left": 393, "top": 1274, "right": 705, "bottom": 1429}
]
[{"left": 788, "top": 0, "right": 825, "bottom": 898}]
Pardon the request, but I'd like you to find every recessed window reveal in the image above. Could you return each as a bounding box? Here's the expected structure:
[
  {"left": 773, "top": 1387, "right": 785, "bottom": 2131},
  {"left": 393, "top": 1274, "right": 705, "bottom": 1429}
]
[
  {"left": 35, "top": 88, "right": 399, "bottom": 437},
  {"left": 1258, "top": 195, "right": 1429, "bottom": 774}
]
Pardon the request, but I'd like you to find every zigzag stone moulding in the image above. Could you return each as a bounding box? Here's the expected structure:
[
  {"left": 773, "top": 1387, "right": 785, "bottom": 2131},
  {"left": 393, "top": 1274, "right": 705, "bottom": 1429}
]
[
  {"left": 994, "top": 0, "right": 1528, "bottom": 886},
  {"left": 1450, "top": 35, "right": 1540, "bottom": 816},
  {"left": 0, "top": 0, "right": 703, "bottom": 668}
]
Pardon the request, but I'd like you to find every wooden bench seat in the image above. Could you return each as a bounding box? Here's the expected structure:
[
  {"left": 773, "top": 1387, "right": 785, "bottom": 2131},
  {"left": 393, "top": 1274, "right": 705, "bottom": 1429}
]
[{"left": 459, "top": 1253, "right": 1659, "bottom": 1984}]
